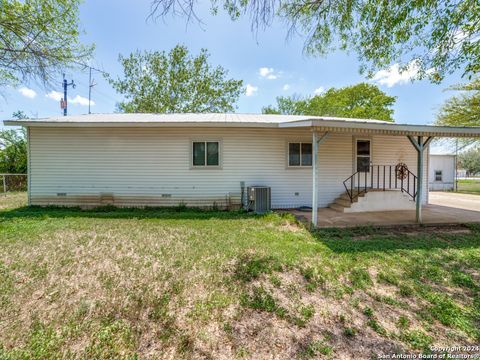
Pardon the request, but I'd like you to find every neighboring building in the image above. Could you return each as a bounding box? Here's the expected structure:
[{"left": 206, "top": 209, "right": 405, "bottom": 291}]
[
  {"left": 429, "top": 154, "right": 456, "bottom": 191},
  {"left": 5, "top": 113, "right": 480, "bottom": 225},
  {"left": 457, "top": 168, "right": 468, "bottom": 179}
]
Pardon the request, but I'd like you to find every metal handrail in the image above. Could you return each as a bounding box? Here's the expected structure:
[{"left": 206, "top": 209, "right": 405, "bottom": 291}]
[{"left": 343, "top": 165, "right": 417, "bottom": 203}]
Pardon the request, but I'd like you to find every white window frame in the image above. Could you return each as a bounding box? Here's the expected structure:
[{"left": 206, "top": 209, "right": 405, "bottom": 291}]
[
  {"left": 354, "top": 138, "right": 372, "bottom": 173},
  {"left": 190, "top": 139, "right": 222, "bottom": 169},
  {"left": 287, "top": 142, "right": 313, "bottom": 168},
  {"left": 434, "top": 170, "right": 443, "bottom": 182}
]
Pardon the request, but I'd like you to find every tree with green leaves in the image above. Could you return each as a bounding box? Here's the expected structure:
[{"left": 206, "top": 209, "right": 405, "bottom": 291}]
[
  {"left": 262, "top": 94, "right": 308, "bottom": 115},
  {"left": 151, "top": 0, "right": 479, "bottom": 82},
  {"left": 0, "top": 111, "right": 28, "bottom": 174},
  {"left": 0, "top": 0, "right": 93, "bottom": 88},
  {"left": 458, "top": 147, "right": 480, "bottom": 176},
  {"left": 107, "top": 45, "right": 244, "bottom": 113},
  {"left": 436, "top": 78, "right": 480, "bottom": 127},
  {"left": 263, "top": 83, "right": 396, "bottom": 121}
]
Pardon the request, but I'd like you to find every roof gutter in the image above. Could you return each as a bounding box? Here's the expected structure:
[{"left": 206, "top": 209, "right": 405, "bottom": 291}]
[{"left": 4, "top": 117, "right": 480, "bottom": 138}]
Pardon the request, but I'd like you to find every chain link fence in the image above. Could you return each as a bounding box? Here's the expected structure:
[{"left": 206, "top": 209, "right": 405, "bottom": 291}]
[{"left": 0, "top": 174, "right": 27, "bottom": 193}]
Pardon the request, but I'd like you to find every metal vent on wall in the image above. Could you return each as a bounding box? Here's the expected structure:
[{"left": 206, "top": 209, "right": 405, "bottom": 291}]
[{"left": 247, "top": 186, "right": 271, "bottom": 214}]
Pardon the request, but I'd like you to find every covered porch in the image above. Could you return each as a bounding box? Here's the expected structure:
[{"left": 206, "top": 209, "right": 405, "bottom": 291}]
[
  {"left": 291, "top": 198, "right": 480, "bottom": 228},
  {"left": 279, "top": 117, "right": 480, "bottom": 227}
]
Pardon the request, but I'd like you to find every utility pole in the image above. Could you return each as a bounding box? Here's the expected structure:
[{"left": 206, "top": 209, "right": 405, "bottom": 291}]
[{"left": 61, "top": 74, "right": 76, "bottom": 116}]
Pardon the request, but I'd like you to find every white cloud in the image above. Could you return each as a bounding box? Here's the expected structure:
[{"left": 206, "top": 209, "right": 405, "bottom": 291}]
[
  {"left": 45, "top": 91, "right": 94, "bottom": 107},
  {"left": 282, "top": 84, "right": 290, "bottom": 91},
  {"left": 245, "top": 84, "right": 258, "bottom": 96},
  {"left": 372, "top": 61, "right": 421, "bottom": 87},
  {"left": 18, "top": 87, "right": 37, "bottom": 99},
  {"left": 314, "top": 86, "right": 325, "bottom": 95},
  {"left": 259, "top": 67, "right": 278, "bottom": 80},
  {"left": 70, "top": 95, "right": 94, "bottom": 107},
  {"left": 45, "top": 90, "right": 63, "bottom": 101}
]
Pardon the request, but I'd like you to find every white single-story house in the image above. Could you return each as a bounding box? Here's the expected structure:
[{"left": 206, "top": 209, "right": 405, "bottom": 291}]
[
  {"left": 429, "top": 154, "right": 456, "bottom": 191},
  {"left": 5, "top": 113, "right": 480, "bottom": 226}
]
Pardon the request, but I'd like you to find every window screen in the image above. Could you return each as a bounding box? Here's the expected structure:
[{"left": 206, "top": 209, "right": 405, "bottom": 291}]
[
  {"left": 289, "top": 143, "right": 301, "bottom": 166},
  {"left": 206, "top": 142, "right": 219, "bottom": 166},
  {"left": 289, "top": 143, "right": 312, "bottom": 167},
  {"left": 301, "top": 143, "right": 312, "bottom": 166},
  {"left": 192, "top": 141, "right": 219, "bottom": 167},
  {"left": 356, "top": 140, "right": 371, "bottom": 172},
  {"left": 193, "top": 142, "right": 206, "bottom": 166}
]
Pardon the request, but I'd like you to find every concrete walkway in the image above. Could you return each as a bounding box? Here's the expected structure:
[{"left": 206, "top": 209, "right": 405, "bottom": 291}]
[{"left": 290, "top": 192, "right": 480, "bottom": 228}]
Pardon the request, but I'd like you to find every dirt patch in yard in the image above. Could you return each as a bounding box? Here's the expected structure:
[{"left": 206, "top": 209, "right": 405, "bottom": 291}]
[
  {"left": 224, "top": 266, "right": 474, "bottom": 360},
  {"left": 352, "top": 224, "right": 472, "bottom": 240},
  {"left": 1, "top": 197, "right": 479, "bottom": 359}
]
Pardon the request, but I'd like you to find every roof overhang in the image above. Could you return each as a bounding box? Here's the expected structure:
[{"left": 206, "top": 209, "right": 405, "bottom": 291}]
[
  {"left": 279, "top": 119, "right": 480, "bottom": 138},
  {"left": 4, "top": 114, "right": 480, "bottom": 138},
  {"left": 3, "top": 120, "right": 280, "bottom": 128}
]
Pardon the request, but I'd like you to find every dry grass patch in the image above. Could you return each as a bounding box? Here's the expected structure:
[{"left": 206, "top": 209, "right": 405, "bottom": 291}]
[{"left": 1, "top": 193, "right": 479, "bottom": 359}]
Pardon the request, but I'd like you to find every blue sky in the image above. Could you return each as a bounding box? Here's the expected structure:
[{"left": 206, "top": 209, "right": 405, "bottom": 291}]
[{"left": 0, "top": 0, "right": 466, "bottom": 128}]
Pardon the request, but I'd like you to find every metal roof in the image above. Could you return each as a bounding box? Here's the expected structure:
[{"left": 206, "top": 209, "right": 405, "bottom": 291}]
[
  {"left": 4, "top": 113, "right": 480, "bottom": 137},
  {"left": 3, "top": 113, "right": 390, "bottom": 125}
]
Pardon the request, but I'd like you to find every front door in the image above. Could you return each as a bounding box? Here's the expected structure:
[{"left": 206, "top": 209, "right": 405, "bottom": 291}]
[{"left": 355, "top": 139, "right": 371, "bottom": 188}]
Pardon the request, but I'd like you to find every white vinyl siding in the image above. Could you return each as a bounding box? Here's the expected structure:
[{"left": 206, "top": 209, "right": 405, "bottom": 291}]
[
  {"left": 28, "top": 127, "right": 428, "bottom": 208},
  {"left": 428, "top": 155, "right": 455, "bottom": 191},
  {"left": 371, "top": 135, "right": 429, "bottom": 204}
]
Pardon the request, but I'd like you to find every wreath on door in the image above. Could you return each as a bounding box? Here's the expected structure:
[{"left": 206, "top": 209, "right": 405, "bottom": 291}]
[{"left": 395, "top": 163, "right": 409, "bottom": 180}]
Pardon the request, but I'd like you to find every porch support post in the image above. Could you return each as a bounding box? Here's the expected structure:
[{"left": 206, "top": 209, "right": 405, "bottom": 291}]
[
  {"left": 407, "top": 135, "right": 433, "bottom": 224},
  {"left": 312, "top": 131, "right": 330, "bottom": 228}
]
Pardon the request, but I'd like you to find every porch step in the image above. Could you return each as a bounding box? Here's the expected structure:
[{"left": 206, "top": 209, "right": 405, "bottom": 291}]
[
  {"left": 338, "top": 192, "right": 365, "bottom": 202},
  {"left": 329, "top": 189, "right": 415, "bottom": 213},
  {"left": 328, "top": 191, "right": 365, "bottom": 211},
  {"left": 329, "top": 203, "right": 348, "bottom": 212},
  {"left": 334, "top": 198, "right": 353, "bottom": 208}
]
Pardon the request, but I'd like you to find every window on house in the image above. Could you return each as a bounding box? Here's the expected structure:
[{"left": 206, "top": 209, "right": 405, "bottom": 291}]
[
  {"left": 192, "top": 141, "right": 219, "bottom": 167},
  {"left": 289, "top": 142, "right": 312, "bottom": 166},
  {"left": 356, "top": 139, "right": 371, "bottom": 172},
  {"left": 435, "top": 170, "right": 442, "bottom": 181}
]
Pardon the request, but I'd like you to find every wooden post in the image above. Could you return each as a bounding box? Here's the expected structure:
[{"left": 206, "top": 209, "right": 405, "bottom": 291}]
[
  {"left": 407, "top": 135, "right": 433, "bottom": 224},
  {"left": 311, "top": 131, "right": 329, "bottom": 228},
  {"left": 3, "top": 175, "right": 6, "bottom": 194}
]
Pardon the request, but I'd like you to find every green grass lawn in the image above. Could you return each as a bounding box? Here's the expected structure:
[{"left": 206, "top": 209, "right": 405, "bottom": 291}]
[
  {"left": 0, "top": 193, "right": 479, "bottom": 359},
  {"left": 457, "top": 179, "right": 480, "bottom": 194}
]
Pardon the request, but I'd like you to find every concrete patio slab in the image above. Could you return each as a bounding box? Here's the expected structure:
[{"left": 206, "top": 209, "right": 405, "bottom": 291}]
[{"left": 289, "top": 192, "right": 480, "bottom": 228}]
